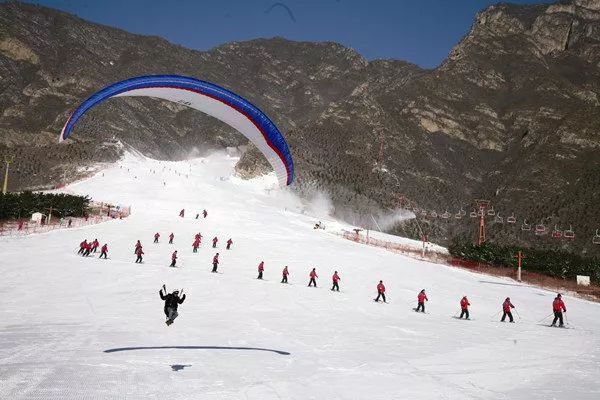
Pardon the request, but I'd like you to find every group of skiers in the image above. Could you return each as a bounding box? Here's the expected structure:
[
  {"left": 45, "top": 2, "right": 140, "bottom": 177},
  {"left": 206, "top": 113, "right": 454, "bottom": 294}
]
[
  {"left": 78, "top": 239, "right": 108, "bottom": 259},
  {"left": 178, "top": 209, "right": 208, "bottom": 219}
]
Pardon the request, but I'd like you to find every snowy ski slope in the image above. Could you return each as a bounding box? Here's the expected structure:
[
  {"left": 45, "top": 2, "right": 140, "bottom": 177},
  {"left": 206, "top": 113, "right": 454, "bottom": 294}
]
[{"left": 0, "top": 153, "right": 599, "bottom": 400}]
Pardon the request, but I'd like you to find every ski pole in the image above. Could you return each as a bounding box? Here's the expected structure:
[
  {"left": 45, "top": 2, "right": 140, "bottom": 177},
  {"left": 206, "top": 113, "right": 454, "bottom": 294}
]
[
  {"left": 564, "top": 313, "right": 569, "bottom": 325},
  {"left": 514, "top": 309, "right": 522, "bottom": 320},
  {"left": 537, "top": 313, "right": 553, "bottom": 323}
]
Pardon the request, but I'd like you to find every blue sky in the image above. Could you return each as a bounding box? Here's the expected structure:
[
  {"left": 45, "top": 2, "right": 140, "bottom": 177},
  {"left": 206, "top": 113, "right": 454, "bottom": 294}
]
[{"left": 18, "top": 0, "right": 551, "bottom": 68}]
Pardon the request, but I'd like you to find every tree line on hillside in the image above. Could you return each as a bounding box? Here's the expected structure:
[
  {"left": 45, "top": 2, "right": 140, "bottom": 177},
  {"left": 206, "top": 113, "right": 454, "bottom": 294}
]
[
  {"left": 0, "top": 192, "right": 90, "bottom": 221},
  {"left": 448, "top": 236, "right": 600, "bottom": 285}
]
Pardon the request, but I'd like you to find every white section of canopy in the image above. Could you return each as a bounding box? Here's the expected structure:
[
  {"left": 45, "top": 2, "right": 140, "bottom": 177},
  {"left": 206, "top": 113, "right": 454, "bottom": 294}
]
[{"left": 114, "top": 88, "right": 288, "bottom": 186}]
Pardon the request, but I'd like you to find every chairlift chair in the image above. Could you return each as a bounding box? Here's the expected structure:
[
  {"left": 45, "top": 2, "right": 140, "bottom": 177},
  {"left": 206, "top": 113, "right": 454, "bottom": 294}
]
[
  {"left": 469, "top": 210, "right": 477, "bottom": 218},
  {"left": 494, "top": 213, "right": 503, "bottom": 223},
  {"left": 487, "top": 206, "right": 496, "bottom": 217},
  {"left": 507, "top": 214, "right": 516, "bottom": 224},
  {"left": 421, "top": 210, "right": 428, "bottom": 217},
  {"left": 521, "top": 220, "right": 531, "bottom": 231},
  {"left": 441, "top": 210, "right": 451, "bottom": 219},
  {"left": 593, "top": 229, "right": 600, "bottom": 245},
  {"left": 564, "top": 225, "right": 575, "bottom": 239},
  {"left": 430, "top": 211, "right": 438, "bottom": 218},
  {"left": 535, "top": 223, "right": 546, "bottom": 235},
  {"left": 551, "top": 225, "right": 562, "bottom": 239}
]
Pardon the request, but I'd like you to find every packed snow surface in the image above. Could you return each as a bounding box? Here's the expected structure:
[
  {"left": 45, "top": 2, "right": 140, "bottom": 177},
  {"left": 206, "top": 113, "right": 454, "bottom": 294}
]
[{"left": 1, "top": 153, "right": 599, "bottom": 400}]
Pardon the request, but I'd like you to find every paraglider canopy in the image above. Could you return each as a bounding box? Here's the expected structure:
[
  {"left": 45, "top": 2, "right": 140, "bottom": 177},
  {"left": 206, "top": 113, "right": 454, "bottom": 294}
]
[{"left": 59, "top": 75, "right": 294, "bottom": 186}]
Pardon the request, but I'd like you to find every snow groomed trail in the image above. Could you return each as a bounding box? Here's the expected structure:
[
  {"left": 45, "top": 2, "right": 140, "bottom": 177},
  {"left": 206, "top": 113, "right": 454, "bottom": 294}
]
[{"left": 0, "top": 153, "right": 599, "bottom": 400}]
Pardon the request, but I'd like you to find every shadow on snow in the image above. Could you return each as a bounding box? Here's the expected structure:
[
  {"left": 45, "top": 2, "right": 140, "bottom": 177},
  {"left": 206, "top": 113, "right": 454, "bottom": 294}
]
[{"left": 103, "top": 345, "right": 291, "bottom": 355}]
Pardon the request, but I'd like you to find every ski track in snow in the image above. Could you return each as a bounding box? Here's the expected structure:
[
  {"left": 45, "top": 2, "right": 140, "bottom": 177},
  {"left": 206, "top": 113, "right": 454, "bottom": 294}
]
[{"left": 0, "top": 152, "right": 599, "bottom": 400}]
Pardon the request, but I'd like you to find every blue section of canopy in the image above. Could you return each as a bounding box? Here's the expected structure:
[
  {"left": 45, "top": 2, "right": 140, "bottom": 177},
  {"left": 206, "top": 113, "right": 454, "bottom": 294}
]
[{"left": 60, "top": 75, "right": 294, "bottom": 185}]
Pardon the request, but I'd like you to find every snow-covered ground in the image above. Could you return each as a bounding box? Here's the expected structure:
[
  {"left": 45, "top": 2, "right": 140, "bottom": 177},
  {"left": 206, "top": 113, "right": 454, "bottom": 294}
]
[{"left": 1, "top": 153, "right": 599, "bottom": 400}]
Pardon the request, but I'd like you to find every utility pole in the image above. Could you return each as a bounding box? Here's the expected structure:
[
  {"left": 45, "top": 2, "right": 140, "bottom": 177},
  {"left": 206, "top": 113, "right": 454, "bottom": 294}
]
[
  {"left": 474, "top": 199, "right": 490, "bottom": 245},
  {"left": 513, "top": 250, "right": 525, "bottom": 282},
  {"left": 2, "top": 156, "right": 14, "bottom": 195}
]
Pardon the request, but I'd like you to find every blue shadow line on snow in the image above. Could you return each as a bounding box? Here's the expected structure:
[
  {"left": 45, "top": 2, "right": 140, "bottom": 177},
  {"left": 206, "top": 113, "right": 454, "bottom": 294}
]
[{"left": 104, "top": 345, "right": 290, "bottom": 355}]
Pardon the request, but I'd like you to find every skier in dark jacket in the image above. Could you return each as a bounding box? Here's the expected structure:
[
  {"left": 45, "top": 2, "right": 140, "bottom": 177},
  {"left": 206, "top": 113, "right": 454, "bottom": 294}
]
[{"left": 159, "top": 285, "right": 186, "bottom": 326}]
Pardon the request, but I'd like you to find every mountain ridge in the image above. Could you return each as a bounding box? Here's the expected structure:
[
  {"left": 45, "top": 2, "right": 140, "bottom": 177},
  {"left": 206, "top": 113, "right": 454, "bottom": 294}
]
[{"left": 2, "top": 1, "right": 600, "bottom": 255}]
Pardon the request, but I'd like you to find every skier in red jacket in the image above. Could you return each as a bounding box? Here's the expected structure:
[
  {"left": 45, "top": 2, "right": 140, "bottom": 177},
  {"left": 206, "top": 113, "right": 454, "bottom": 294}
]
[
  {"left": 135, "top": 247, "right": 144, "bottom": 263},
  {"left": 78, "top": 239, "right": 88, "bottom": 255},
  {"left": 212, "top": 253, "right": 219, "bottom": 273},
  {"left": 170, "top": 251, "right": 178, "bottom": 267},
  {"left": 99, "top": 244, "right": 108, "bottom": 259},
  {"left": 169, "top": 233, "right": 174, "bottom": 244},
  {"left": 551, "top": 293, "right": 567, "bottom": 327},
  {"left": 192, "top": 239, "right": 200, "bottom": 253},
  {"left": 281, "top": 266, "right": 289, "bottom": 283},
  {"left": 331, "top": 271, "right": 340, "bottom": 291},
  {"left": 203, "top": 209, "right": 208, "bottom": 218},
  {"left": 257, "top": 261, "right": 265, "bottom": 280},
  {"left": 308, "top": 268, "right": 318, "bottom": 287},
  {"left": 212, "top": 236, "right": 218, "bottom": 248},
  {"left": 134, "top": 240, "right": 142, "bottom": 254},
  {"left": 226, "top": 238, "right": 233, "bottom": 250},
  {"left": 154, "top": 232, "right": 160, "bottom": 243},
  {"left": 416, "top": 289, "right": 428, "bottom": 312},
  {"left": 91, "top": 239, "right": 100, "bottom": 253},
  {"left": 82, "top": 241, "right": 92, "bottom": 257},
  {"left": 501, "top": 297, "right": 515, "bottom": 322},
  {"left": 375, "top": 280, "right": 386, "bottom": 302},
  {"left": 459, "top": 296, "right": 470, "bottom": 319}
]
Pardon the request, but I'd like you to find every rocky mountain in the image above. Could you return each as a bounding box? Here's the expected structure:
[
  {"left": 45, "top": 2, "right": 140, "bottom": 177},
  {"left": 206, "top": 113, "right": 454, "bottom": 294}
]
[{"left": 2, "top": 1, "right": 600, "bottom": 256}]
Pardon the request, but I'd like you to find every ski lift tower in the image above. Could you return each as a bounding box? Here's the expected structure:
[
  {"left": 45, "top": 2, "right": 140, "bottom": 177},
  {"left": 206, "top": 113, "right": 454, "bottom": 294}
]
[{"left": 475, "top": 199, "right": 490, "bottom": 245}]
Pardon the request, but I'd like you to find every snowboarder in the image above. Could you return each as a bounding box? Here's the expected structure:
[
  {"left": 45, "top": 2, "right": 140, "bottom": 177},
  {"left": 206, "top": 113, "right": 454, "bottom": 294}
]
[
  {"left": 331, "top": 271, "right": 340, "bottom": 291},
  {"left": 134, "top": 240, "right": 142, "bottom": 254},
  {"left": 226, "top": 238, "right": 233, "bottom": 250},
  {"left": 135, "top": 247, "right": 144, "bottom": 263},
  {"left": 459, "top": 296, "right": 470, "bottom": 319},
  {"left": 374, "top": 280, "right": 386, "bottom": 302},
  {"left": 159, "top": 285, "right": 186, "bottom": 326},
  {"left": 281, "top": 266, "right": 289, "bottom": 283},
  {"left": 212, "top": 253, "right": 219, "bottom": 273},
  {"left": 212, "top": 236, "right": 218, "bottom": 248},
  {"left": 501, "top": 297, "right": 515, "bottom": 322},
  {"left": 192, "top": 239, "right": 200, "bottom": 253},
  {"left": 78, "top": 239, "right": 88, "bottom": 255},
  {"left": 99, "top": 244, "right": 108, "bottom": 259},
  {"left": 195, "top": 213, "right": 199, "bottom": 219},
  {"left": 203, "top": 209, "right": 208, "bottom": 218},
  {"left": 308, "top": 268, "right": 318, "bottom": 287},
  {"left": 169, "top": 233, "right": 174, "bottom": 244},
  {"left": 416, "top": 289, "right": 428, "bottom": 312},
  {"left": 154, "top": 232, "right": 160, "bottom": 243},
  {"left": 257, "top": 261, "right": 265, "bottom": 279},
  {"left": 179, "top": 209, "right": 185, "bottom": 217},
  {"left": 91, "top": 239, "right": 99, "bottom": 253},
  {"left": 170, "top": 251, "right": 178, "bottom": 267},
  {"left": 551, "top": 293, "right": 567, "bottom": 327}
]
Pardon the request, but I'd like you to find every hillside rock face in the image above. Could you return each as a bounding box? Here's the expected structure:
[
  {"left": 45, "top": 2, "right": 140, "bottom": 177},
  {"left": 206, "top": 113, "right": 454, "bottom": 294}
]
[{"left": 1, "top": 1, "right": 600, "bottom": 255}]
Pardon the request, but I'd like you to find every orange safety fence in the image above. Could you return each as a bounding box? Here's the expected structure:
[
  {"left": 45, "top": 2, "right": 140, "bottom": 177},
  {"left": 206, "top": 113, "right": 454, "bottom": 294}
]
[{"left": 0, "top": 203, "right": 131, "bottom": 238}]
